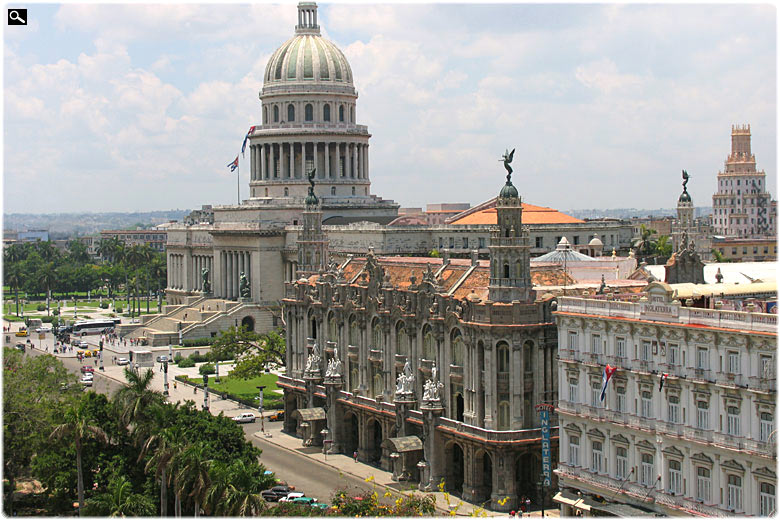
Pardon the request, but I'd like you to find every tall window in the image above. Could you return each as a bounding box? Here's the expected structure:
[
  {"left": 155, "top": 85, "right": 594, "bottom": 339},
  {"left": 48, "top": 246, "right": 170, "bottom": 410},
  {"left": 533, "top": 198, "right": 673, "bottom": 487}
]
[
  {"left": 641, "top": 340, "right": 651, "bottom": 361},
  {"left": 761, "top": 355, "right": 774, "bottom": 378},
  {"left": 728, "top": 351, "right": 740, "bottom": 374},
  {"left": 696, "top": 401, "right": 709, "bottom": 430},
  {"left": 339, "top": 105, "right": 344, "bottom": 122},
  {"left": 349, "top": 316, "right": 359, "bottom": 345},
  {"left": 568, "top": 331, "right": 579, "bottom": 351},
  {"left": 641, "top": 391, "right": 652, "bottom": 418},
  {"left": 760, "top": 482, "right": 776, "bottom": 516},
  {"left": 273, "top": 105, "right": 279, "bottom": 122},
  {"left": 423, "top": 329, "right": 435, "bottom": 360},
  {"left": 640, "top": 453, "right": 654, "bottom": 487},
  {"left": 451, "top": 333, "right": 464, "bottom": 366},
  {"left": 568, "top": 380, "right": 578, "bottom": 403},
  {"left": 668, "top": 460, "right": 682, "bottom": 495},
  {"left": 497, "top": 343, "right": 509, "bottom": 372},
  {"left": 287, "top": 104, "right": 295, "bottom": 121},
  {"left": 727, "top": 406, "right": 741, "bottom": 436},
  {"left": 591, "top": 441, "right": 603, "bottom": 473},
  {"left": 323, "top": 104, "right": 331, "bottom": 121},
  {"left": 668, "top": 395, "right": 680, "bottom": 424},
  {"left": 498, "top": 401, "right": 510, "bottom": 430},
  {"left": 372, "top": 319, "right": 383, "bottom": 350},
  {"left": 616, "top": 337, "right": 626, "bottom": 359},
  {"left": 760, "top": 412, "right": 773, "bottom": 442},
  {"left": 568, "top": 436, "right": 579, "bottom": 466},
  {"left": 615, "top": 447, "right": 628, "bottom": 480},
  {"left": 523, "top": 341, "right": 533, "bottom": 373},
  {"left": 591, "top": 382, "right": 601, "bottom": 408},
  {"left": 591, "top": 334, "right": 601, "bottom": 355},
  {"left": 727, "top": 474, "right": 743, "bottom": 512},
  {"left": 696, "top": 347, "right": 709, "bottom": 369},
  {"left": 615, "top": 386, "right": 626, "bottom": 412},
  {"left": 696, "top": 467, "right": 711, "bottom": 502},
  {"left": 305, "top": 103, "right": 313, "bottom": 121},
  {"left": 331, "top": 186, "right": 336, "bottom": 195},
  {"left": 668, "top": 343, "right": 680, "bottom": 366}
]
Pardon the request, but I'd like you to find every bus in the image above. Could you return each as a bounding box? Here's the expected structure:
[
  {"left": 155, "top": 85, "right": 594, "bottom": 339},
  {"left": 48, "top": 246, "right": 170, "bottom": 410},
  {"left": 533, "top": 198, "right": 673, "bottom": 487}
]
[{"left": 72, "top": 319, "right": 117, "bottom": 336}]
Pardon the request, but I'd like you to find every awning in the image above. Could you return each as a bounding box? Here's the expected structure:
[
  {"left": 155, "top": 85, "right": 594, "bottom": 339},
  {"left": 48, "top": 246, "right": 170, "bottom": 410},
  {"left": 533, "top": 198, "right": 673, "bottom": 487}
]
[
  {"left": 589, "top": 502, "right": 658, "bottom": 517},
  {"left": 291, "top": 407, "right": 326, "bottom": 422},
  {"left": 381, "top": 436, "right": 423, "bottom": 453},
  {"left": 552, "top": 490, "right": 580, "bottom": 507}
]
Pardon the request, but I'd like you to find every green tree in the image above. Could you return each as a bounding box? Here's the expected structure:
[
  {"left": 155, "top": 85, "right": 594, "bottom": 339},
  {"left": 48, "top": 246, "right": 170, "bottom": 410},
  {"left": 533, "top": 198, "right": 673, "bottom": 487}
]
[
  {"left": 175, "top": 442, "right": 212, "bottom": 517},
  {"left": 219, "top": 459, "right": 268, "bottom": 516},
  {"left": 83, "top": 475, "right": 155, "bottom": 517},
  {"left": 3, "top": 348, "right": 78, "bottom": 515},
  {"left": 67, "top": 240, "right": 91, "bottom": 265},
  {"left": 140, "top": 427, "right": 185, "bottom": 517},
  {"left": 114, "top": 367, "right": 164, "bottom": 430},
  {"left": 49, "top": 405, "right": 109, "bottom": 515},
  {"left": 632, "top": 224, "right": 658, "bottom": 260},
  {"left": 211, "top": 327, "right": 286, "bottom": 379},
  {"left": 4, "top": 263, "right": 24, "bottom": 316},
  {"left": 655, "top": 235, "right": 673, "bottom": 261}
]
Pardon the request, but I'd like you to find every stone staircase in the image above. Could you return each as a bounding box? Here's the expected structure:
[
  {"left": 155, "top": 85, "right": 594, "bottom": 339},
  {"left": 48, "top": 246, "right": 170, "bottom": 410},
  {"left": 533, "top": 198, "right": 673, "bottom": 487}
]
[{"left": 122, "top": 296, "right": 246, "bottom": 347}]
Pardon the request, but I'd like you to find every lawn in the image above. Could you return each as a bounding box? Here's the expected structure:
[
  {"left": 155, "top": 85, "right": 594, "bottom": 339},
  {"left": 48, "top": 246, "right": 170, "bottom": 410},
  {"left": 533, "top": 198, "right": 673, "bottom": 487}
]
[{"left": 182, "top": 373, "right": 283, "bottom": 409}]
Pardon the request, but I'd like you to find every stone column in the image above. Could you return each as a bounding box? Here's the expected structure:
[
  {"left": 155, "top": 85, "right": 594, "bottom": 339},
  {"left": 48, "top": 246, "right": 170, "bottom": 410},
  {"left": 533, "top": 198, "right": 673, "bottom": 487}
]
[
  {"left": 225, "top": 252, "right": 231, "bottom": 299},
  {"left": 419, "top": 400, "right": 444, "bottom": 491},
  {"left": 365, "top": 144, "right": 369, "bottom": 180},
  {"left": 491, "top": 448, "right": 517, "bottom": 512},
  {"left": 260, "top": 144, "right": 266, "bottom": 179},
  {"left": 325, "top": 142, "right": 330, "bottom": 178},
  {"left": 484, "top": 347, "right": 495, "bottom": 429},
  {"left": 352, "top": 143, "right": 357, "bottom": 178},
  {"left": 270, "top": 143, "right": 276, "bottom": 178},
  {"left": 250, "top": 145, "right": 256, "bottom": 181},
  {"left": 233, "top": 251, "right": 240, "bottom": 299},
  {"left": 325, "top": 375, "right": 344, "bottom": 454}
]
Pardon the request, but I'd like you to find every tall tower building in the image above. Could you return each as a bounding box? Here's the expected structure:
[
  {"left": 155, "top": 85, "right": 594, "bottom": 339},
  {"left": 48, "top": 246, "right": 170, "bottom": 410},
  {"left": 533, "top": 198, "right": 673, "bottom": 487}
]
[
  {"left": 488, "top": 154, "right": 533, "bottom": 303},
  {"left": 296, "top": 175, "right": 329, "bottom": 278},
  {"left": 712, "top": 125, "right": 777, "bottom": 237}
]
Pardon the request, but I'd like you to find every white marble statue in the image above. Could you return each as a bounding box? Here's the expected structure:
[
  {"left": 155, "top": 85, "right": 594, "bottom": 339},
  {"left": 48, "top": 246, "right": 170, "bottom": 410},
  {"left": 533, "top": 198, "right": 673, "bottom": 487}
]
[
  {"left": 325, "top": 347, "right": 342, "bottom": 377},
  {"left": 422, "top": 361, "right": 443, "bottom": 401},
  {"left": 305, "top": 342, "right": 321, "bottom": 373},
  {"left": 395, "top": 360, "right": 415, "bottom": 396}
]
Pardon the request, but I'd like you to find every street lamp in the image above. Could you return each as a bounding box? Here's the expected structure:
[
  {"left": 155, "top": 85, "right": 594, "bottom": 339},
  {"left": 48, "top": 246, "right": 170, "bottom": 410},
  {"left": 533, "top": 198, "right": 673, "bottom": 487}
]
[
  {"left": 256, "top": 385, "right": 268, "bottom": 436},
  {"left": 99, "top": 353, "right": 104, "bottom": 372},
  {"left": 215, "top": 360, "right": 220, "bottom": 383},
  {"left": 203, "top": 374, "right": 209, "bottom": 411},
  {"left": 73, "top": 297, "right": 77, "bottom": 319},
  {"left": 162, "top": 360, "right": 169, "bottom": 396}
]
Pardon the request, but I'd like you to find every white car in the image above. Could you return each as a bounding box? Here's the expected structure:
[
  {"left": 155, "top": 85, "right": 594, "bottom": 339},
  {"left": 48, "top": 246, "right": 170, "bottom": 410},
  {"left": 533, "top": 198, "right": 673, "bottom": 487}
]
[
  {"left": 80, "top": 376, "right": 93, "bottom": 386},
  {"left": 232, "top": 412, "right": 256, "bottom": 424},
  {"left": 81, "top": 372, "right": 94, "bottom": 380},
  {"left": 117, "top": 358, "right": 129, "bottom": 366},
  {"left": 35, "top": 325, "right": 52, "bottom": 333},
  {"left": 279, "top": 493, "right": 305, "bottom": 502}
]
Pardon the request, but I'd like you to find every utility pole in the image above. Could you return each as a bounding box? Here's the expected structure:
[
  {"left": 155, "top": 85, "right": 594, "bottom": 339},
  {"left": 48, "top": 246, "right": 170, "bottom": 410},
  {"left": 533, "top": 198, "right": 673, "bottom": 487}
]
[
  {"left": 257, "top": 385, "right": 268, "bottom": 436},
  {"left": 163, "top": 360, "right": 169, "bottom": 397},
  {"left": 203, "top": 374, "right": 209, "bottom": 411}
]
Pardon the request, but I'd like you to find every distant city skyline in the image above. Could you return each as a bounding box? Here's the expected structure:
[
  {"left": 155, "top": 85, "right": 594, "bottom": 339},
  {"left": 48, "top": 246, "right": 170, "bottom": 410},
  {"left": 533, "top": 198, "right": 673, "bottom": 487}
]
[{"left": 4, "top": 3, "right": 776, "bottom": 214}]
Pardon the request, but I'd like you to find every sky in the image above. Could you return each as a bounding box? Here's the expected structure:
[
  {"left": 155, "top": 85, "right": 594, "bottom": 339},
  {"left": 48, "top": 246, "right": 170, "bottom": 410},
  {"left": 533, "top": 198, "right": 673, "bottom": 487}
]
[{"left": 3, "top": 2, "right": 777, "bottom": 214}]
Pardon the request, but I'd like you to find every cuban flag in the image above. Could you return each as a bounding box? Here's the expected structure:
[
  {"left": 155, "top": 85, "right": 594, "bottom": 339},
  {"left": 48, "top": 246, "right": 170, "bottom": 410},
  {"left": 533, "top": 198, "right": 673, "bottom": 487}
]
[
  {"left": 600, "top": 364, "right": 617, "bottom": 402},
  {"left": 227, "top": 156, "right": 239, "bottom": 172},
  {"left": 659, "top": 373, "right": 668, "bottom": 391},
  {"left": 241, "top": 126, "right": 257, "bottom": 156}
]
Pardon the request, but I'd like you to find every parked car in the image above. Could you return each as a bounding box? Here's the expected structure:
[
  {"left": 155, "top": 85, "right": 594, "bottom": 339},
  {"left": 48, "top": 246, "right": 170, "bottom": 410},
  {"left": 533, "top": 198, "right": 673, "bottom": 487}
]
[
  {"left": 81, "top": 372, "right": 94, "bottom": 380},
  {"left": 232, "top": 412, "right": 256, "bottom": 424},
  {"left": 81, "top": 366, "right": 95, "bottom": 374},
  {"left": 80, "top": 376, "right": 93, "bottom": 386},
  {"left": 77, "top": 340, "right": 89, "bottom": 348},
  {"left": 15, "top": 329, "right": 28, "bottom": 337},
  {"left": 117, "top": 357, "right": 129, "bottom": 366},
  {"left": 15, "top": 343, "right": 25, "bottom": 352},
  {"left": 278, "top": 493, "right": 305, "bottom": 502},
  {"left": 35, "top": 325, "right": 52, "bottom": 333},
  {"left": 290, "top": 497, "right": 319, "bottom": 505},
  {"left": 261, "top": 486, "right": 295, "bottom": 502},
  {"left": 156, "top": 355, "right": 169, "bottom": 363},
  {"left": 268, "top": 410, "right": 285, "bottom": 422}
]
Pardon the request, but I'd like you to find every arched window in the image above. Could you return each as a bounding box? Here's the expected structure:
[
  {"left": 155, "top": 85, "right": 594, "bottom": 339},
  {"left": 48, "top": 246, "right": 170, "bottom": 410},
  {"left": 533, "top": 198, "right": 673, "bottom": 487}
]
[
  {"left": 451, "top": 330, "right": 464, "bottom": 366},
  {"left": 350, "top": 106, "right": 354, "bottom": 122},
  {"left": 287, "top": 104, "right": 295, "bottom": 122},
  {"left": 503, "top": 264, "right": 510, "bottom": 278},
  {"left": 396, "top": 321, "right": 409, "bottom": 357},
  {"left": 351, "top": 187, "right": 356, "bottom": 196},
  {"left": 305, "top": 103, "right": 313, "bottom": 121},
  {"left": 497, "top": 342, "right": 509, "bottom": 372},
  {"left": 323, "top": 104, "right": 331, "bottom": 121},
  {"left": 373, "top": 372, "right": 383, "bottom": 396},
  {"left": 349, "top": 315, "right": 358, "bottom": 345},
  {"left": 339, "top": 105, "right": 344, "bottom": 122},
  {"left": 423, "top": 326, "right": 435, "bottom": 361},
  {"left": 284, "top": 187, "right": 289, "bottom": 196},
  {"left": 273, "top": 105, "right": 279, "bottom": 122},
  {"left": 372, "top": 318, "right": 383, "bottom": 350},
  {"left": 328, "top": 313, "right": 337, "bottom": 342},
  {"left": 331, "top": 186, "right": 336, "bottom": 196},
  {"left": 524, "top": 340, "right": 533, "bottom": 372}
]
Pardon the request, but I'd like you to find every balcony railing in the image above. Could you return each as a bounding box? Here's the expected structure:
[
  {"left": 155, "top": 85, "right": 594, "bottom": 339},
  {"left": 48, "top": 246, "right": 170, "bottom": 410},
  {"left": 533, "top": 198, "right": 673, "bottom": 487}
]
[
  {"left": 748, "top": 375, "right": 777, "bottom": 393},
  {"left": 712, "top": 431, "right": 744, "bottom": 451},
  {"left": 449, "top": 365, "right": 464, "bottom": 381},
  {"left": 437, "top": 416, "right": 554, "bottom": 443},
  {"left": 556, "top": 296, "right": 777, "bottom": 333}
]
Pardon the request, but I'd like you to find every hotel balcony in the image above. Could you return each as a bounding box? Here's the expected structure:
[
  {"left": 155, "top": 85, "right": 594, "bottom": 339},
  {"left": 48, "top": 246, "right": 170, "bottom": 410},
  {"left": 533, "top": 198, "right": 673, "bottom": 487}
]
[{"left": 748, "top": 375, "right": 777, "bottom": 393}]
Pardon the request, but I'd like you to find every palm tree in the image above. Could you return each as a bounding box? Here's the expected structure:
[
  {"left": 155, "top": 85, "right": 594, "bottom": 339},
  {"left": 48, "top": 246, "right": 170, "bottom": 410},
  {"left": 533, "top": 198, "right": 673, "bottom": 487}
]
[
  {"left": 114, "top": 367, "right": 164, "bottom": 430},
  {"left": 221, "top": 459, "right": 267, "bottom": 516},
  {"left": 175, "top": 442, "right": 212, "bottom": 517},
  {"left": 139, "top": 427, "right": 184, "bottom": 517},
  {"left": 49, "top": 406, "right": 109, "bottom": 515},
  {"left": 40, "top": 262, "right": 57, "bottom": 315},
  {"left": 632, "top": 224, "right": 659, "bottom": 262},
  {"left": 84, "top": 475, "right": 155, "bottom": 516},
  {"left": 5, "top": 264, "right": 23, "bottom": 316},
  {"left": 203, "top": 460, "right": 231, "bottom": 516}
]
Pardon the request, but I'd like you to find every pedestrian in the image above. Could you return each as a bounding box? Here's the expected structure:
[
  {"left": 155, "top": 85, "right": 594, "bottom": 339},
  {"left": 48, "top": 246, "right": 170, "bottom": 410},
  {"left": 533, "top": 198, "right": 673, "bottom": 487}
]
[
  {"left": 510, "top": 511, "right": 516, "bottom": 519},
  {"left": 353, "top": 450, "right": 358, "bottom": 463},
  {"left": 173, "top": 381, "right": 177, "bottom": 390}
]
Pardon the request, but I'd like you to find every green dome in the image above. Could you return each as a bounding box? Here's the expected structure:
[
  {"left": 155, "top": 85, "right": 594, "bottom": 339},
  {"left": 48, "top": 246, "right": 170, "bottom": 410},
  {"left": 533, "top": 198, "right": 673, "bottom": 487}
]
[
  {"left": 264, "top": 34, "right": 353, "bottom": 87},
  {"left": 499, "top": 181, "right": 519, "bottom": 199},
  {"left": 678, "top": 188, "right": 691, "bottom": 203},
  {"left": 305, "top": 192, "right": 319, "bottom": 206}
]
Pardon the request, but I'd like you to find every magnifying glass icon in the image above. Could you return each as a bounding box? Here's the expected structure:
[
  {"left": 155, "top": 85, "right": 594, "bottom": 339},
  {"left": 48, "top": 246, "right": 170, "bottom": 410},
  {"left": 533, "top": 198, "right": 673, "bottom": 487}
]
[{"left": 9, "top": 10, "right": 25, "bottom": 23}]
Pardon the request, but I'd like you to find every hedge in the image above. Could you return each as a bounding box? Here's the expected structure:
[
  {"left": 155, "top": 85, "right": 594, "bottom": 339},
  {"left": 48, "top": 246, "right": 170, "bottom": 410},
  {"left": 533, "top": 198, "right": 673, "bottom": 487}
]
[
  {"left": 199, "top": 362, "right": 215, "bottom": 376},
  {"left": 183, "top": 338, "right": 215, "bottom": 347},
  {"left": 177, "top": 358, "right": 195, "bottom": 368}
]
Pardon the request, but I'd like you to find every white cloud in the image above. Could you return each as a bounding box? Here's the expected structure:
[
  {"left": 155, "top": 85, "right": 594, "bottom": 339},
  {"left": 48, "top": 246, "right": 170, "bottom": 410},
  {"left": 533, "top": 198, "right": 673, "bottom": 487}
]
[{"left": 575, "top": 58, "right": 643, "bottom": 94}]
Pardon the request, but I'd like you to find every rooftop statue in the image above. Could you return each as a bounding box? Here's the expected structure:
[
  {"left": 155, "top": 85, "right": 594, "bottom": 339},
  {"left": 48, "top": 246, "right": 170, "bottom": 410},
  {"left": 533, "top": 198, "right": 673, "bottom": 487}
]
[
  {"left": 682, "top": 169, "right": 690, "bottom": 189},
  {"left": 307, "top": 167, "right": 316, "bottom": 189},
  {"left": 501, "top": 148, "right": 516, "bottom": 182}
]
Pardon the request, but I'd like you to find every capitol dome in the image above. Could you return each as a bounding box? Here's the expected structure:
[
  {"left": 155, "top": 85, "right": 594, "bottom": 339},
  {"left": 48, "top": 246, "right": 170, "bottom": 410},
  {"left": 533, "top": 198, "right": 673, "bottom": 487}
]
[{"left": 263, "top": 3, "right": 353, "bottom": 87}]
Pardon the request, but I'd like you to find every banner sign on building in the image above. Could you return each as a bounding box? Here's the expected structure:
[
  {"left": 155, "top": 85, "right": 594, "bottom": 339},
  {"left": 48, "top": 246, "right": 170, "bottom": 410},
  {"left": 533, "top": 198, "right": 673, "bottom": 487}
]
[{"left": 536, "top": 403, "right": 554, "bottom": 487}]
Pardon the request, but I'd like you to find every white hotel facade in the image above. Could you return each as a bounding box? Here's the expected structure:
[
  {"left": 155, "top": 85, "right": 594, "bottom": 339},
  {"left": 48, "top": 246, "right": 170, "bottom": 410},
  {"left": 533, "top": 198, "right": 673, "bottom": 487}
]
[{"left": 553, "top": 283, "right": 777, "bottom": 516}]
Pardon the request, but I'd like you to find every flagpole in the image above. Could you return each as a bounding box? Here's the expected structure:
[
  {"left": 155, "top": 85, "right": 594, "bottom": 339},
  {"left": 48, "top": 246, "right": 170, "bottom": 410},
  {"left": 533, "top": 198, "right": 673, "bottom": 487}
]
[{"left": 237, "top": 161, "right": 240, "bottom": 205}]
